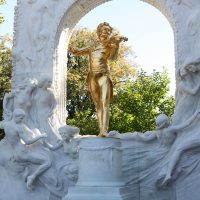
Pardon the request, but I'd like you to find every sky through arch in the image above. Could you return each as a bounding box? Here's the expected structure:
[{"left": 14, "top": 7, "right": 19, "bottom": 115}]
[
  {"left": 0, "top": 0, "right": 175, "bottom": 94},
  {"left": 75, "top": 0, "right": 175, "bottom": 94}
]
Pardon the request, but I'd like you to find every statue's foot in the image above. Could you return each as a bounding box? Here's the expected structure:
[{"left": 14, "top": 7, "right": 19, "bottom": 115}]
[
  {"left": 26, "top": 175, "right": 35, "bottom": 190},
  {"left": 23, "top": 167, "right": 30, "bottom": 182},
  {"left": 98, "top": 133, "right": 107, "bottom": 137},
  {"left": 161, "top": 175, "right": 172, "bottom": 187}
]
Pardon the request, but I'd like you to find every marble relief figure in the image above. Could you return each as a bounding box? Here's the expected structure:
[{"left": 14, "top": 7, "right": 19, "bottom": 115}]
[
  {"left": 0, "top": 109, "right": 50, "bottom": 190},
  {"left": 26, "top": 0, "right": 57, "bottom": 70},
  {"left": 3, "top": 78, "right": 37, "bottom": 121},
  {"left": 173, "top": 59, "right": 200, "bottom": 125},
  {"left": 0, "top": 74, "right": 81, "bottom": 198},
  {"left": 12, "top": 48, "right": 35, "bottom": 71},
  {"left": 108, "top": 114, "right": 174, "bottom": 145},
  {"left": 30, "top": 76, "right": 62, "bottom": 146},
  {"left": 156, "top": 59, "right": 200, "bottom": 187}
]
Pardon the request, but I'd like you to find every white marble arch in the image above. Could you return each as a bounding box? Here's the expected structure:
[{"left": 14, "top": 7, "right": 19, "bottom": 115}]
[
  {"left": 8, "top": 1, "right": 200, "bottom": 199},
  {"left": 12, "top": 0, "right": 200, "bottom": 123}
]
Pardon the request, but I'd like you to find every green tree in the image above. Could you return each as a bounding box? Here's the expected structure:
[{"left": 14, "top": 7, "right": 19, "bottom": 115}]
[
  {"left": 109, "top": 69, "right": 175, "bottom": 133},
  {"left": 0, "top": 0, "right": 6, "bottom": 24},
  {"left": 0, "top": 35, "right": 12, "bottom": 139}
]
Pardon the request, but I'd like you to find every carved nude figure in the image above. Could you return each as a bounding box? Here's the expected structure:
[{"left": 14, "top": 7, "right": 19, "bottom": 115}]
[
  {"left": 30, "top": 76, "right": 61, "bottom": 145},
  {"left": 173, "top": 59, "right": 200, "bottom": 125},
  {"left": 27, "top": 0, "right": 56, "bottom": 70},
  {"left": 0, "top": 109, "right": 51, "bottom": 190},
  {"left": 108, "top": 114, "right": 174, "bottom": 146},
  {"left": 34, "top": 29, "right": 49, "bottom": 68},
  {"left": 12, "top": 49, "right": 35, "bottom": 70},
  {"left": 44, "top": 125, "right": 80, "bottom": 155},
  {"left": 70, "top": 22, "right": 128, "bottom": 137},
  {"left": 3, "top": 79, "right": 37, "bottom": 121},
  {"left": 109, "top": 112, "right": 200, "bottom": 187},
  {"left": 161, "top": 110, "right": 200, "bottom": 186}
]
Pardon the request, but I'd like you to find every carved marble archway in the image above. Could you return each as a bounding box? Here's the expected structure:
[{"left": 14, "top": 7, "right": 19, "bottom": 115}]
[{"left": 12, "top": 0, "right": 200, "bottom": 123}]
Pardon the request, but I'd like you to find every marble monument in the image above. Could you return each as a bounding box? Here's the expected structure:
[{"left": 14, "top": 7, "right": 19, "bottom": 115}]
[{"left": 0, "top": 0, "right": 200, "bottom": 200}]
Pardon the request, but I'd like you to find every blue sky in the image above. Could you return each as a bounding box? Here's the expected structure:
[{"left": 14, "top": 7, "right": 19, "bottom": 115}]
[{"left": 0, "top": 0, "right": 175, "bottom": 94}]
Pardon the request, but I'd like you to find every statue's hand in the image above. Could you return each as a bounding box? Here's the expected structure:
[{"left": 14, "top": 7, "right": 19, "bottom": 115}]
[
  {"left": 110, "top": 35, "right": 128, "bottom": 43},
  {"left": 69, "top": 47, "right": 78, "bottom": 54},
  {"left": 31, "top": 79, "right": 38, "bottom": 87},
  {"left": 197, "top": 111, "right": 200, "bottom": 118},
  {"left": 180, "top": 67, "right": 187, "bottom": 77},
  {"left": 41, "top": 133, "right": 47, "bottom": 138},
  {"left": 3, "top": 110, "right": 12, "bottom": 121},
  {"left": 121, "top": 37, "right": 128, "bottom": 42}
]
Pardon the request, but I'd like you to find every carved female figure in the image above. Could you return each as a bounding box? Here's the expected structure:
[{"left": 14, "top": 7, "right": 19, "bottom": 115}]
[
  {"left": 160, "top": 60, "right": 200, "bottom": 186},
  {"left": 30, "top": 76, "right": 61, "bottom": 146},
  {"left": 160, "top": 110, "right": 200, "bottom": 186},
  {"left": 26, "top": 0, "right": 57, "bottom": 70},
  {"left": 3, "top": 79, "right": 37, "bottom": 121},
  {"left": 172, "top": 59, "right": 200, "bottom": 125}
]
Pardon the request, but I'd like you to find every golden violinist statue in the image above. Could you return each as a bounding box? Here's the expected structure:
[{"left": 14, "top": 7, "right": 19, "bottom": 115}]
[{"left": 70, "top": 22, "right": 128, "bottom": 137}]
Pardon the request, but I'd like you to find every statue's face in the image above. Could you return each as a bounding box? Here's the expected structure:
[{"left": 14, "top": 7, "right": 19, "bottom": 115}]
[
  {"left": 14, "top": 114, "right": 25, "bottom": 123},
  {"left": 99, "top": 25, "right": 112, "bottom": 42},
  {"left": 156, "top": 120, "right": 169, "bottom": 130},
  {"left": 39, "top": 78, "right": 52, "bottom": 88},
  {"left": 60, "top": 131, "right": 67, "bottom": 140},
  {"left": 45, "top": 80, "right": 52, "bottom": 88}
]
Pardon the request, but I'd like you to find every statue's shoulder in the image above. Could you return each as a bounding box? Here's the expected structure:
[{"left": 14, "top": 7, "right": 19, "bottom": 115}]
[{"left": 2, "top": 120, "right": 15, "bottom": 131}]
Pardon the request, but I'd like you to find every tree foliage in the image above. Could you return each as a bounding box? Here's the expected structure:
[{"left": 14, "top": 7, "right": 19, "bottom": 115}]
[
  {"left": 0, "top": 35, "right": 12, "bottom": 139},
  {"left": 109, "top": 69, "right": 175, "bottom": 133},
  {"left": 0, "top": 0, "right": 6, "bottom": 24}
]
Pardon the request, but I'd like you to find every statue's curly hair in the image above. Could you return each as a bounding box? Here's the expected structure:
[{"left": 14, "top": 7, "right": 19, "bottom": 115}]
[{"left": 96, "top": 22, "right": 113, "bottom": 38}]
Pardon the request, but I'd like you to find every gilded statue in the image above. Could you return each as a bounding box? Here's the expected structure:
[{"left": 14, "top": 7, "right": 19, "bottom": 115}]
[{"left": 70, "top": 22, "right": 128, "bottom": 137}]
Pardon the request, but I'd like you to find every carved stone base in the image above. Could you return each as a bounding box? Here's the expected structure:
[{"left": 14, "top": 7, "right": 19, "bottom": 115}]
[
  {"left": 65, "top": 185, "right": 136, "bottom": 200},
  {"left": 64, "top": 137, "right": 135, "bottom": 200}
]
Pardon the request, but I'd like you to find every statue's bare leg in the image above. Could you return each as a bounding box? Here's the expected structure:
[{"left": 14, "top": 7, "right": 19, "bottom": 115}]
[
  {"left": 89, "top": 76, "right": 105, "bottom": 136},
  {"left": 161, "top": 150, "right": 181, "bottom": 186},
  {"left": 98, "top": 76, "right": 112, "bottom": 137},
  {"left": 162, "top": 140, "right": 200, "bottom": 186},
  {"left": 101, "top": 77, "right": 112, "bottom": 136},
  {"left": 22, "top": 167, "right": 30, "bottom": 182},
  {"left": 100, "top": 76, "right": 108, "bottom": 136},
  {"left": 89, "top": 75, "right": 112, "bottom": 137},
  {"left": 89, "top": 76, "right": 102, "bottom": 134},
  {"left": 18, "top": 153, "right": 51, "bottom": 190}
]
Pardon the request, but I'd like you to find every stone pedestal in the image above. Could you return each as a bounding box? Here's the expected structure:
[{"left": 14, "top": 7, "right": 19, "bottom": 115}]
[{"left": 65, "top": 137, "right": 135, "bottom": 200}]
